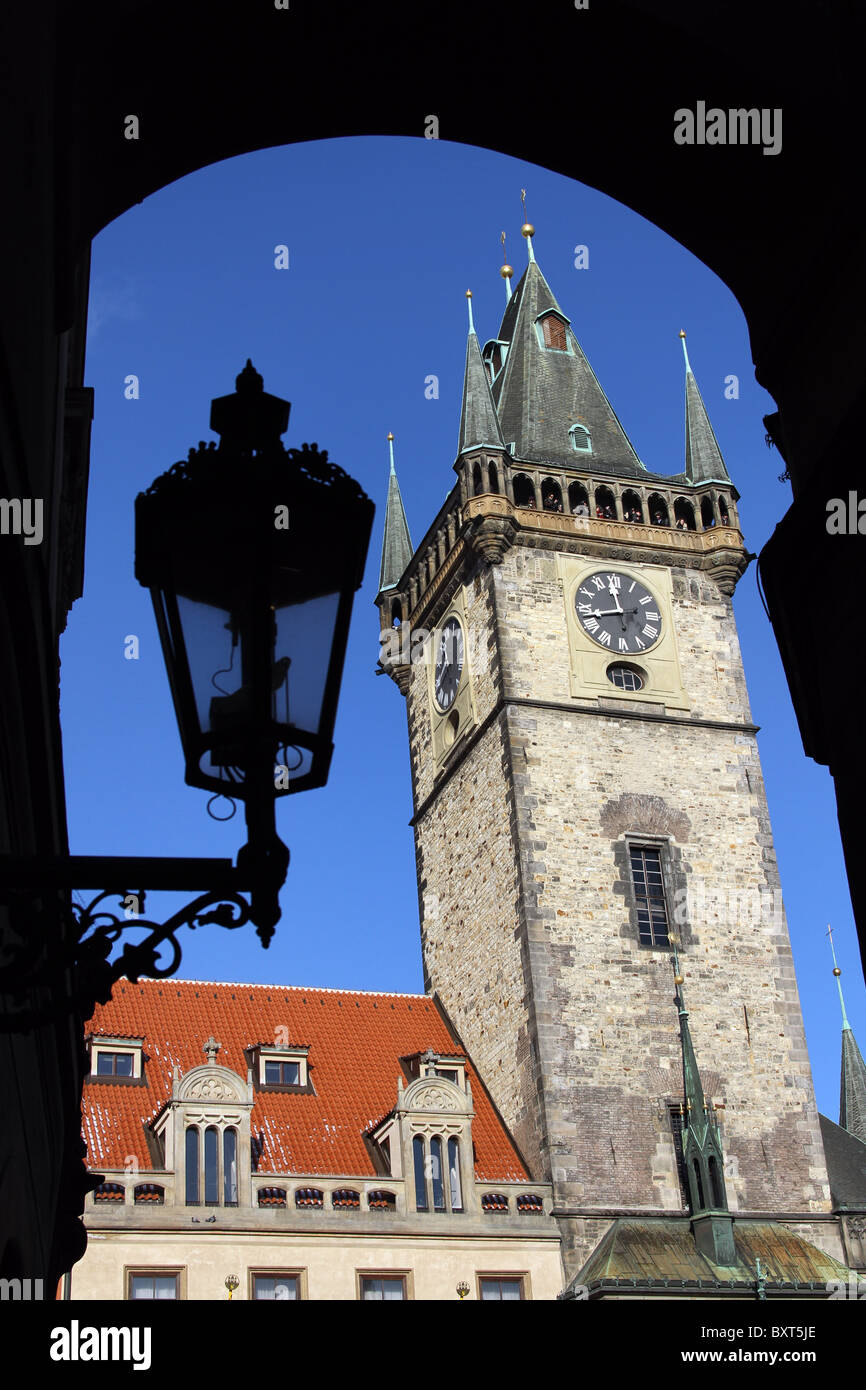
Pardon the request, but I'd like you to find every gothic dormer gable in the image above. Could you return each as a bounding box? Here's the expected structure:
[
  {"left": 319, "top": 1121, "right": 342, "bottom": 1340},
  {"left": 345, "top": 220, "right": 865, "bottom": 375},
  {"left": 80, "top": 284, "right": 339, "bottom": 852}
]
[{"left": 175, "top": 1064, "right": 250, "bottom": 1105}]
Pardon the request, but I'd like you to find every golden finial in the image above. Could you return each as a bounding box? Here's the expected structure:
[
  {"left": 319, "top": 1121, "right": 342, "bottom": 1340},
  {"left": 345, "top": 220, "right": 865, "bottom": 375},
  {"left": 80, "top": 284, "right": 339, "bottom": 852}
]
[
  {"left": 466, "top": 289, "right": 472, "bottom": 298},
  {"left": 834, "top": 967, "right": 842, "bottom": 977},
  {"left": 679, "top": 329, "right": 687, "bottom": 338},
  {"left": 674, "top": 974, "right": 684, "bottom": 986},
  {"left": 387, "top": 431, "right": 394, "bottom": 441}
]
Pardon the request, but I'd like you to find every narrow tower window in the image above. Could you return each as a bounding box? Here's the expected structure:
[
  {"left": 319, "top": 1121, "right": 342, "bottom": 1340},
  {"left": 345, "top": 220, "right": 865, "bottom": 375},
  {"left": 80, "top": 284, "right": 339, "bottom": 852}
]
[
  {"left": 568, "top": 481, "right": 590, "bottom": 514},
  {"left": 448, "top": 1136, "right": 463, "bottom": 1212},
  {"left": 204, "top": 1126, "right": 219, "bottom": 1205},
  {"left": 223, "top": 1127, "right": 238, "bottom": 1206},
  {"left": 629, "top": 845, "right": 670, "bottom": 946}
]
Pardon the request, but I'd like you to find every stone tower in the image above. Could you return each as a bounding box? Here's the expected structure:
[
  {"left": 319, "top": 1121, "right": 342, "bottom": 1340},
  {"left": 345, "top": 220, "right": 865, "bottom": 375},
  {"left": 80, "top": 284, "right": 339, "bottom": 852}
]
[{"left": 375, "top": 224, "right": 839, "bottom": 1281}]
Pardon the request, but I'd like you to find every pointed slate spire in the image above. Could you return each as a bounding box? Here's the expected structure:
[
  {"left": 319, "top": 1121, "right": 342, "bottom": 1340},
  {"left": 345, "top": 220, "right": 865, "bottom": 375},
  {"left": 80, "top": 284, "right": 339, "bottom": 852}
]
[
  {"left": 680, "top": 330, "right": 731, "bottom": 484},
  {"left": 457, "top": 290, "right": 505, "bottom": 455},
  {"left": 377, "top": 433, "right": 413, "bottom": 595},
  {"left": 671, "top": 945, "right": 736, "bottom": 1265},
  {"left": 828, "top": 927, "right": 866, "bottom": 1144},
  {"left": 491, "top": 234, "right": 645, "bottom": 476}
]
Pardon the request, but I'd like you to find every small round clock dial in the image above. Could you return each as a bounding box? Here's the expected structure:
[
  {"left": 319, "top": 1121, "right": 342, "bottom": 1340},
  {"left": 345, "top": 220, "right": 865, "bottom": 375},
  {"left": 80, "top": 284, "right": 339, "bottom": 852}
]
[
  {"left": 575, "top": 571, "right": 663, "bottom": 653},
  {"left": 434, "top": 616, "right": 464, "bottom": 710}
]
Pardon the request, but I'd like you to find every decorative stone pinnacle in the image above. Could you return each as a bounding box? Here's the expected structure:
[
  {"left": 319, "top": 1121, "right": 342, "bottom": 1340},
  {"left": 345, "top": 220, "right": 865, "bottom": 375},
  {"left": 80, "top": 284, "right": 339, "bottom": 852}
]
[{"left": 203, "top": 1035, "right": 221, "bottom": 1063}]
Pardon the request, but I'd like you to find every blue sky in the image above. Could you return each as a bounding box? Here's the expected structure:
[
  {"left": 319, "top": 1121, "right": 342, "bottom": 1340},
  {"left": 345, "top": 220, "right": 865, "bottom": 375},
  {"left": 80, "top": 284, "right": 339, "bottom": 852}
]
[{"left": 62, "top": 135, "right": 862, "bottom": 1125}]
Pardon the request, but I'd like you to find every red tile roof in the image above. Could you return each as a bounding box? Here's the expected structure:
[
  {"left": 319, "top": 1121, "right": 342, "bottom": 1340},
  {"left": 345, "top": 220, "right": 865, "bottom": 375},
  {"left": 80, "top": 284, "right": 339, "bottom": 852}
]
[{"left": 83, "top": 980, "right": 528, "bottom": 1182}]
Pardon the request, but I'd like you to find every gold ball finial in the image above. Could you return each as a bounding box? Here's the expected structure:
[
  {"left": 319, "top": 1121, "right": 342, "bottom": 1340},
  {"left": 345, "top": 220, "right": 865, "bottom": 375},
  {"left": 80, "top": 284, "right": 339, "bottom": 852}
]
[
  {"left": 387, "top": 431, "right": 394, "bottom": 441},
  {"left": 833, "top": 966, "right": 842, "bottom": 977},
  {"left": 501, "top": 263, "right": 513, "bottom": 279},
  {"left": 674, "top": 974, "right": 684, "bottom": 986},
  {"left": 521, "top": 222, "right": 535, "bottom": 239},
  {"left": 679, "top": 329, "right": 687, "bottom": 338},
  {"left": 466, "top": 289, "right": 472, "bottom": 298}
]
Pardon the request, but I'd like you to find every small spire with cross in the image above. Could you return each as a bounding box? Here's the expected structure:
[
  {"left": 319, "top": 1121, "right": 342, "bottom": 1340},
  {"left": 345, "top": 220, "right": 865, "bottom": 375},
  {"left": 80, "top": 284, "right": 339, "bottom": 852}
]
[{"left": 203, "top": 1035, "right": 221, "bottom": 1063}]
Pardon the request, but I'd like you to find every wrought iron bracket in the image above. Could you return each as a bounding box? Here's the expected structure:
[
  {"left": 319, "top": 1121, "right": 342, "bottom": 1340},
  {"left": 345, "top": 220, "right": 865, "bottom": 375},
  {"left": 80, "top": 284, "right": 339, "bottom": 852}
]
[{"left": 0, "top": 852, "right": 287, "bottom": 1029}]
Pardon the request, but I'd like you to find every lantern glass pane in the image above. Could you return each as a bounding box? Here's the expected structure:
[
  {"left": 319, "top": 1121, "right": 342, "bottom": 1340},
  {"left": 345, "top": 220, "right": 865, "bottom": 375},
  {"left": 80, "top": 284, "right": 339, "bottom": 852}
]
[{"left": 272, "top": 590, "right": 340, "bottom": 738}]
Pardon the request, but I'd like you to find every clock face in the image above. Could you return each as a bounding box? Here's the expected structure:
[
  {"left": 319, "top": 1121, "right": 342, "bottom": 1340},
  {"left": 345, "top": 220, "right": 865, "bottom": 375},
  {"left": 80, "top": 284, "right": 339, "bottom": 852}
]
[
  {"left": 575, "top": 571, "right": 663, "bottom": 653},
  {"left": 434, "top": 617, "right": 464, "bottom": 710}
]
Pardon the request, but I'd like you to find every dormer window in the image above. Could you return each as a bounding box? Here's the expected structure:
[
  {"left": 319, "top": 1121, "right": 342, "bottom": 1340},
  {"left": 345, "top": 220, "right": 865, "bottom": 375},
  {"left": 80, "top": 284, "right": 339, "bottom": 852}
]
[
  {"left": 251, "top": 1044, "right": 310, "bottom": 1090},
  {"left": 536, "top": 312, "right": 570, "bottom": 353},
  {"left": 89, "top": 1038, "right": 144, "bottom": 1081},
  {"left": 569, "top": 423, "right": 592, "bottom": 453}
]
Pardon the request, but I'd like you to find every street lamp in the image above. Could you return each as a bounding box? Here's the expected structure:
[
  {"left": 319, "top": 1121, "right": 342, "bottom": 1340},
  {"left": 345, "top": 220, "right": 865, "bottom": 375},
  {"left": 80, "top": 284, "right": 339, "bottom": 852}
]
[
  {"left": 135, "top": 361, "right": 373, "bottom": 943},
  {"left": 0, "top": 363, "right": 372, "bottom": 1017}
]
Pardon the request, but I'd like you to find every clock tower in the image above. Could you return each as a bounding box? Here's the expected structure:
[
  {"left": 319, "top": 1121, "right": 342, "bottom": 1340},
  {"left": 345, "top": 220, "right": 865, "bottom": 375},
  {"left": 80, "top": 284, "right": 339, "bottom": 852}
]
[{"left": 375, "top": 224, "right": 841, "bottom": 1282}]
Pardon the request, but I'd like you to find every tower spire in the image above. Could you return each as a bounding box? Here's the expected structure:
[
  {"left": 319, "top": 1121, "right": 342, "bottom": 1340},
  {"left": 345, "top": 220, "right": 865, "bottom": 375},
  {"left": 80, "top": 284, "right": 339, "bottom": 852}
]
[
  {"left": 680, "top": 330, "right": 731, "bottom": 485},
  {"left": 377, "top": 432, "right": 413, "bottom": 596},
  {"left": 827, "top": 925, "right": 866, "bottom": 1143},
  {"left": 671, "top": 939, "right": 736, "bottom": 1265}
]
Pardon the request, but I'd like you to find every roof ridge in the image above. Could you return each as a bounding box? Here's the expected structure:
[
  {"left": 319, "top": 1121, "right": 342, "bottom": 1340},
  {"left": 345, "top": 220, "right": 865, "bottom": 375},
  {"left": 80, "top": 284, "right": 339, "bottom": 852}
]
[{"left": 118, "top": 978, "right": 432, "bottom": 1000}]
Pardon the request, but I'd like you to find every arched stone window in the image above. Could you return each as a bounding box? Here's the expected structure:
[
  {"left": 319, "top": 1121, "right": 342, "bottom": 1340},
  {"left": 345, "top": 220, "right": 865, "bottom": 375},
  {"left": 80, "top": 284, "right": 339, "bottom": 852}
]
[
  {"left": 223, "top": 1127, "right": 238, "bottom": 1205},
  {"left": 134, "top": 1183, "right": 165, "bottom": 1204},
  {"left": 472, "top": 461, "right": 484, "bottom": 496},
  {"left": 700, "top": 496, "right": 716, "bottom": 529},
  {"left": 708, "top": 1155, "right": 724, "bottom": 1208},
  {"left": 513, "top": 474, "right": 536, "bottom": 508},
  {"left": 185, "top": 1126, "right": 199, "bottom": 1205},
  {"left": 568, "top": 481, "right": 590, "bottom": 515},
  {"left": 648, "top": 493, "right": 669, "bottom": 526},
  {"left": 413, "top": 1135, "right": 428, "bottom": 1211},
  {"left": 430, "top": 1135, "right": 445, "bottom": 1210},
  {"left": 447, "top": 1136, "right": 463, "bottom": 1212},
  {"left": 717, "top": 494, "right": 730, "bottom": 526},
  {"left": 594, "top": 486, "right": 617, "bottom": 521},
  {"left": 204, "top": 1126, "right": 219, "bottom": 1204},
  {"left": 674, "top": 498, "right": 696, "bottom": 530},
  {"left": 692, "top": 1158, "right": 705, "bottom": 1210},
  {"left": 569, "top": 423, "right": 591, "bottom": 453},
  {"left": 622, "top": 489, "right": 643, "bottom": 524},
  {"left": 541, "top": 478, "right": 563, "bottom": 512},
  {"left": 488, "top": 462, "right": 499, "bottom": 493},
  {"left": 390, "top": 599, "right": 402, "bottom": 628}
]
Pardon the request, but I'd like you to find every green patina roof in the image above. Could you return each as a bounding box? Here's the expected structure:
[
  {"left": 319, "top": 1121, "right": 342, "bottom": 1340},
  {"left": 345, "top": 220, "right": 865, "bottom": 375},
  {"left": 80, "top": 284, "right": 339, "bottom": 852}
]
[{"left": 563, "top": 1218, "right": 855, "bottom": 1296}]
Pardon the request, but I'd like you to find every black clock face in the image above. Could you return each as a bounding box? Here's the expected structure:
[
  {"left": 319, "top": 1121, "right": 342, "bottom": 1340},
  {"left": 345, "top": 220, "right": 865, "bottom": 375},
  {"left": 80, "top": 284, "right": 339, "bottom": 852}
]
[
  {"left": 575, "top": 571, "right": 663, "bottom": 653},
  {"left": 434, "top": 617, "right": 464, "bottom": 710}
]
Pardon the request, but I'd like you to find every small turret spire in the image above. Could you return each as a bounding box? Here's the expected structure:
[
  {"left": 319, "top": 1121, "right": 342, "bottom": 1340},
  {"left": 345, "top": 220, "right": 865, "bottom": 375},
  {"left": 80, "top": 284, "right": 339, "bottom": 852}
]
[
  {"left": 827, "top": 925, "right": 866, "bottom": 1144},
  {"left": 670, "top": 937, "right": 736, "bottom": 1265},
  {"left": 457, "top": 288, "right": 505, "bottom": 454},
  {"left": 680, "top": 330, "right": 731, "bottom": 485},
  {"left": 377, "top": 433, "right": 413, "bottom": 596}
]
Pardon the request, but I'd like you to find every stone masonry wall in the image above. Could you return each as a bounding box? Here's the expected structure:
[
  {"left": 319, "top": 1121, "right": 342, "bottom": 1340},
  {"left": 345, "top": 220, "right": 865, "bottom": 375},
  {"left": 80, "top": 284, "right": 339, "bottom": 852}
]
[{"left": 409, "top": 538, "right": 831, "bottom": 1279}]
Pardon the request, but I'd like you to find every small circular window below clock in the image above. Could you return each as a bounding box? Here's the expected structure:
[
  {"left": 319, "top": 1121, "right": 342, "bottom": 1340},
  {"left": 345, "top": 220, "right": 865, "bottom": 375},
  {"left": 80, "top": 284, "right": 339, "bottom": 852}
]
[{"left": 606, "top": 662, "right": 646, "bottom": 693}]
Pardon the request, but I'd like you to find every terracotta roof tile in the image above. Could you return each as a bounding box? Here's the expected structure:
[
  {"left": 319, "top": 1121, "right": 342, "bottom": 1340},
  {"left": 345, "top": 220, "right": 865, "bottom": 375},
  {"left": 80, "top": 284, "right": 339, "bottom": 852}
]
[{"left": 83, "top": 980, "right": 527, "bottom": 1182}]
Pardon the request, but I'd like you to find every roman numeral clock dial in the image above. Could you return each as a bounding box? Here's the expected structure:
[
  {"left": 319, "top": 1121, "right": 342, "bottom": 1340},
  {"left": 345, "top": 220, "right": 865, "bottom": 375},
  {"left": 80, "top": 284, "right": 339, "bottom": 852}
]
[
  {"left": 575, "top": 572, "right": 663, "bottom": 653},
  {"left": 434, "top": 616, "right": 464, "bottom": 711}
]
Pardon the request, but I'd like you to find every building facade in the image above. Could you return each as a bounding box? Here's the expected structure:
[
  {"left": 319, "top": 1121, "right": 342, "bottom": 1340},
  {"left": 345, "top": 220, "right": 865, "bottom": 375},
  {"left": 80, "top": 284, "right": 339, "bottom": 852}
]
[{"left": 70, "top": 980, "right": 563, "bottom": 1300}]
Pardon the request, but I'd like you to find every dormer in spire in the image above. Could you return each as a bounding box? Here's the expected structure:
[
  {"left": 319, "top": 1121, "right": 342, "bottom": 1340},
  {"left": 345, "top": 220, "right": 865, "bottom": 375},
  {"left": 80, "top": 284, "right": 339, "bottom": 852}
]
[
  {"left": 376, "top": 433, "right": 413, "bottom": 600},
  {"left": 458, "top": 291, "right": 505, "bottom": 456},
  {"left": 680, "top": 331, "right": 732, "bottom": 485},
  {"left": 490, "top": 234, "right": 645, "bottom": 477},
  {"left": 672, "top": 951, "right": 736, "bottom": 1266}
]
